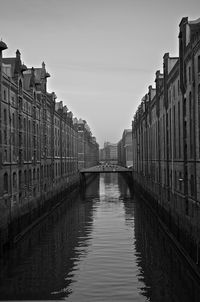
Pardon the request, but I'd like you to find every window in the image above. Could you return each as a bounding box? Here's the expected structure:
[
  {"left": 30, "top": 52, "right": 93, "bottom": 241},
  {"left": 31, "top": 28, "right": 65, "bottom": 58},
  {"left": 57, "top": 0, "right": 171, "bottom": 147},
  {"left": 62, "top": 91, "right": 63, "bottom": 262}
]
[
  {"left": 4, "top": 172, "right": 8, "bottom": 192},
  {"left": 3, "top": 90, "right": 6, "bottom": 101},
  {"left": 12, "top": 113, "right": 15, "bottom": 128},
  {"left": 13, "top": 172, "right": 17, "bottom": 189},
  {"left": 4, "top": 129, "right": 7, "bottom": 145},
  {"left": 11, "top": 96, "right": 15, "bottom": 106},
  {"left": 4, "top": 109, "right": 7, "bottom": 125},
  {"left": 4, "top": 149, "right": 7, "bottom": 161}
]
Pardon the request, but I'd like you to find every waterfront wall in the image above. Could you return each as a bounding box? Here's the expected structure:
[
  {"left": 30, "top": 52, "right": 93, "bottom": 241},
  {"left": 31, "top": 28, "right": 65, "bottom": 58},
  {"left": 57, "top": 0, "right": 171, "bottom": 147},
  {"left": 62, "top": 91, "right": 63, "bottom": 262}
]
[
  {"left": 0, "top": 42, "right": 99, "bottom": 254},
  {"left": 132, "top": 17, "right": 200, "bottom": 267}
]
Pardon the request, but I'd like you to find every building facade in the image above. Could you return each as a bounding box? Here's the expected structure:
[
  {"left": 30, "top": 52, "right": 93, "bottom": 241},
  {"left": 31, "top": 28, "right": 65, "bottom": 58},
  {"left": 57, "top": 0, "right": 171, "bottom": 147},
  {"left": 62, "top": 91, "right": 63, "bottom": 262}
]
[
  {"left": 101, "top": 142, "right": 118, "bottom": 164},
  {"left": 76, "top": 118, "right": 99, "bottom": 170},
  {"left": 118, "top": 129, "right": 133, "bottom": 167},
  {"left": 132, "top": 17, "right": 200, "bottom": 267},
  {"left": 0, "top": 43, "right": 99, "bottom": 252}
]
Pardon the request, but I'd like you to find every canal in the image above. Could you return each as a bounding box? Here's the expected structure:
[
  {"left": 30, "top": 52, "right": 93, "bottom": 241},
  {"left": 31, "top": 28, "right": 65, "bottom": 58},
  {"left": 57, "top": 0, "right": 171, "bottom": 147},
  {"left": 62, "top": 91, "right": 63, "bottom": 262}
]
[{"left": 0, "top": 173, "right": 200, "bottom": 301}]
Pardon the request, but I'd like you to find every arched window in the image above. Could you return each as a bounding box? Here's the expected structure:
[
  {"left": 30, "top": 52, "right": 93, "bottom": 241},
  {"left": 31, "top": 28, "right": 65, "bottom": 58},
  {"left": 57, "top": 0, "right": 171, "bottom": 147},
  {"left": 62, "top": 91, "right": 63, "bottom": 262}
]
[{"left": 4, "top": 172, "right": 8, "bottom": 192}]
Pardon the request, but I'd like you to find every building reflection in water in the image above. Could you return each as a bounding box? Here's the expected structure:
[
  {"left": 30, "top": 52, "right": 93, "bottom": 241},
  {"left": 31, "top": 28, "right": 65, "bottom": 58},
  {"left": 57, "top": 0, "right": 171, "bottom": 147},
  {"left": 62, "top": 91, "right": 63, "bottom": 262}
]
[
  {"left": 122, "top": 189, "right": 200, "bottom": 302},
  {"left": 1, "top": 173, "right": 200, "bottom": 301},
  {"left": 0, "top": 176, "right": 99, "bottom": 300}
]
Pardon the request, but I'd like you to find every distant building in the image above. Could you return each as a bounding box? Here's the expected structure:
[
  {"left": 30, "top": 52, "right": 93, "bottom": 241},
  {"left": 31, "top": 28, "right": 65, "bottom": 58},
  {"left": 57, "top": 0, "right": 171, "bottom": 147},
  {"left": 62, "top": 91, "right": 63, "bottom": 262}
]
[
  {"left": 99, "top": 148, "right": 105, "bottom": 162},
  {"left": 100, "top": 142, "right": 118, "bottom": 164},
  {"left": 118, "top": 129, "right": 133, "bottom": 167},
  {"left": 75, "top": 118, "right": 99, "bottom": 170}
]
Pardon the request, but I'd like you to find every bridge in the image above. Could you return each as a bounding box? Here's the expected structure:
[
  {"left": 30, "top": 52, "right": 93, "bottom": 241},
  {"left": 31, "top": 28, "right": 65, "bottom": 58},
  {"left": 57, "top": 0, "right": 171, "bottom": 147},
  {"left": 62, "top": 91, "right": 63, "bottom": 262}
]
[
  {"left": 80, "top": 164, "right": 131, "bottom": 174},
  {"left": 79, "top": 164, "right": 133, "bottom": 194}
]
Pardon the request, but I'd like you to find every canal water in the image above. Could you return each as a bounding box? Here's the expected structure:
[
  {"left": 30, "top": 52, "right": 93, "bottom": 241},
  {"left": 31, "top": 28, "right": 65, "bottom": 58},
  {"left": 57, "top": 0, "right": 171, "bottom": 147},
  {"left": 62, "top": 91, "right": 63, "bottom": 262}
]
[{"left": 0, "top": 174, "right": 200, "bottom": 301}]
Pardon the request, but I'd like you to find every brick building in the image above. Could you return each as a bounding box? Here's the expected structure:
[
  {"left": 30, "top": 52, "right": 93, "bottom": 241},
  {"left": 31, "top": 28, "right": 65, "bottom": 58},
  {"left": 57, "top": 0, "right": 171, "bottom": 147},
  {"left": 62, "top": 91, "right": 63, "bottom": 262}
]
[
  {"left": 118, "top": 129, "right": 133, "bottom": 167},
  {"left": 0, "top": 42, "right": 99, "bottom": 252},
  {"left": 75, "top": 118, "right": 99, "bottom": 170},
  {"left": 132, "top": 17, "right": 200, "bottom": 266},
  {"left": 101, "top": 142, "right": 118, "bottom": 164}
]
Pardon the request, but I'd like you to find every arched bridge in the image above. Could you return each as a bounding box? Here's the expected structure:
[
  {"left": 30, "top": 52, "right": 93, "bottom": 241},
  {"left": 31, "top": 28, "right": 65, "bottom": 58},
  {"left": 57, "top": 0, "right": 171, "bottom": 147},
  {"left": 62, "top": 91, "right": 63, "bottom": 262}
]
[{"left": 80, "top": 164, "right": 131, "bottom": 174}]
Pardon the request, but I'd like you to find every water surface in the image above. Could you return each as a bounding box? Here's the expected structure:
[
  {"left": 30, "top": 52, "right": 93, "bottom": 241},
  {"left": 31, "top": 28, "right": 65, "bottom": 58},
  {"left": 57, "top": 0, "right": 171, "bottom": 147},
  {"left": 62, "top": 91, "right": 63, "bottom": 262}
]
[{"left": 0, "top": 173, "right": 200, "bottom": 301}]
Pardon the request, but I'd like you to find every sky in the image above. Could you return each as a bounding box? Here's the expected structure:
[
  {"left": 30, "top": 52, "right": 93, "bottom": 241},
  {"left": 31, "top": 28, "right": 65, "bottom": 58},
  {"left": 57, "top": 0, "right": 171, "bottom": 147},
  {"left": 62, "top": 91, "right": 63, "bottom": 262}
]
[{"left": 1, "top": 0, "right": 200, "bottom": 147}]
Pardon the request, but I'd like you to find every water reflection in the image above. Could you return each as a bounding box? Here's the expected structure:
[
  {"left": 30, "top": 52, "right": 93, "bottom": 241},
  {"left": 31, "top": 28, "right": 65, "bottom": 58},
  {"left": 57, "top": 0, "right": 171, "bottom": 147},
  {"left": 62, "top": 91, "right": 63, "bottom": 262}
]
[
  {"left": 0, "top": 177, "right": 99, "bottom": 300},
  {"left": 131, "top": 196, "right": 200, "bottom": 302},
  {"left": 0, "top": 174, "right": 200, "bottom": 301}
]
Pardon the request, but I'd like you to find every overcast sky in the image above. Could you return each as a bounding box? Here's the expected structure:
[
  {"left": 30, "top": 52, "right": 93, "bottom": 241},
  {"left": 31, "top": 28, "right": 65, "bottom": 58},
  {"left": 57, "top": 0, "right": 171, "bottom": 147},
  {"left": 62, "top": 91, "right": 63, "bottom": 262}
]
[{"left": 1, "top": 0, "right": 200, "bottom": 147}]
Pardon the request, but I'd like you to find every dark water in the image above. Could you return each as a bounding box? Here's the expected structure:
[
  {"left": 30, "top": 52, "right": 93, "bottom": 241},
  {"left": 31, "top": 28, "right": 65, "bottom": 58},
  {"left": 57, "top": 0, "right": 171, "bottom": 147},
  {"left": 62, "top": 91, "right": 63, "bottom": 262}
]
[{"left": 0, "top": 174, "right": 200, "bottom": 301}]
